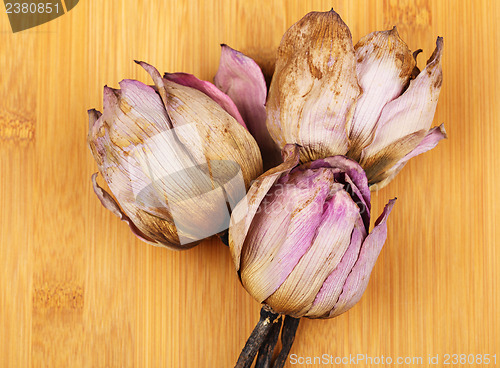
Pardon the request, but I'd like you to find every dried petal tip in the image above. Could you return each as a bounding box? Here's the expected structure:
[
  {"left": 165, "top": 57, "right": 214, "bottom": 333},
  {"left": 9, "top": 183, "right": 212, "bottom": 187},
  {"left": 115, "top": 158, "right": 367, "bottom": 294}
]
[
  {"left": 427, "top": 37, "right": 444, "bottom": 65},
  {"left": 87, "top": 109, "right": 102, "bottom": 132},
  {"left": 413, "top": 49, "right": 423, "bottom": 60}
]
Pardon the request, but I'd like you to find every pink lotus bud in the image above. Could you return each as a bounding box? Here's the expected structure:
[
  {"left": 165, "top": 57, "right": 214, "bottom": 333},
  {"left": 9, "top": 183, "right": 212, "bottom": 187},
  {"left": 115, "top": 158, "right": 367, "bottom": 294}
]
[
  {"left": 266, "top": 10, "right": 447, "bottom": 189},
  {"left": 229, "top": 145, "right": 395, "bottom": 318},
  {"left": 88, "top": 62, "right": 262, "bottom": 249}
]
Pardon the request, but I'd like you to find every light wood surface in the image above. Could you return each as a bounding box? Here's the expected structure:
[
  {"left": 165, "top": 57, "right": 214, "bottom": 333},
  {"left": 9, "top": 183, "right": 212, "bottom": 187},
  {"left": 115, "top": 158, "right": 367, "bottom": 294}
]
[{"left": 1, "top": 0, "right": 499, "bottom": 367}]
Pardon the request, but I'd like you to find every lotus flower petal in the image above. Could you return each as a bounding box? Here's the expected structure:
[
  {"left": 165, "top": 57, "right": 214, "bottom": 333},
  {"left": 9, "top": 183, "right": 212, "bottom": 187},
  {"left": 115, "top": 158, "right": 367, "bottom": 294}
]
[
  {"left": 241, "top": 168, "right": 335, "bottom": 303},
  {"left": 163, "top": 71, "right": 247, "bottom": 128},
  {"left": 305, "top": 216, "right": 366, "bottom": 318},
  {"left": 229, "top": 144, "right": 300, "bottom": 270},
  {"left": 214, "top": 45, "right": 281, "bottom": 169},
  {"left": 371, "top": 124, "right": 447, "bottom": 190},
  {"left": 360, "top": 37, "right": 443, "bottom": 184},
  {"left": 137, "top": 61, "right": 263, "bottom": 188},
  {"left": 265, "top": 189, "right": 360, "bottom": 317},
  {"left": 91, "top": 173, "right": 176, "bottom": 248},
  {"left": 303, "top": 155, "right": 371, "bottom": 211},
  {"left": 329, "top": 198, "right": 396, "bottom": 317},
  {"left": 347, "top": 27, "right": 415, "bottom": 159},
  {"left": 88, "top": 97, "right": 194, "bottom": 248},
  {"left": 89, "top": 62, "right": 264, "bottom": 249},
  {"left": 266, "top": 10, "right": 361, "bottom": 163}
]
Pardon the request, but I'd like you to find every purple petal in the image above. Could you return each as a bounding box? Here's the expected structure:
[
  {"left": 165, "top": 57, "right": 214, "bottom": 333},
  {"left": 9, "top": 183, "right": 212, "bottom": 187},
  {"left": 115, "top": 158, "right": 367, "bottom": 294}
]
[
  {"left": 215, "top": 45, "right": 281, "bottom": 169},
  {"left": 134, "top": 61, "right": 172, "bottom": 116},
  {"left": 241, "top": 167, "right": 334, "bottom": 304},
  {"left": 164, "top": 72, "right": 247, "bottom": 129},
  {"left": 229, "top": 144, "right": 300, "bottom": 270},
  {"left": 329, "top": 198, "right": 396, "bottom": 317},
  {"left": 301, "top": 155, "right": 371, "bottom": 214},
  {"left": 306, "top": 216, "right": 366, "bottom": 318},
  {"left": 343, "top": 174, "right": 370, "bottom": 231},
  {"left": 136, "top": 61, "right": 263, "bottom": 188},
  {"left": 265, "top": 189, "right": 360, "bottom": 316},
  {"left": 371, "top": 124, "right": 447, "bottom": 190}
]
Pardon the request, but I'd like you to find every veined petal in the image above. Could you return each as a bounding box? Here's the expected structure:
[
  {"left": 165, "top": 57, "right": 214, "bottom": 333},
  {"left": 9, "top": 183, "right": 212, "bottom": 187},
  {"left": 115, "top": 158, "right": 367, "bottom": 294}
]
[
  {"left": 360, "top": 37, "right": 443, "bottom": 183},
  {"left": 214, "top": 45, "right": 281, "bottom": 169},
  {"left": 329, "top": 198, "right": 396, "bottom": 317},
  {"left": 163, "top": 71, "right": 247, "bottom": 129},
  {"left": 229, "top": 144, "right": 300, "bottom": 271},
  {"left": 88, "top": 85, "right": 172, "bottom": 212},
  {"left": 91, "top": 173, "right": 192, "bottom": 249},
  {"left": 137, "top": 61, "right": 263, "bottom": 188},
  {"left": 306, "top": 216, "right": 366, "bottom": 318},
  {"left": 370, "top": 124, "right": 447, "bottom": 190},
  {"left": 347, "top": 27, "right": 415, "bottom": 159},
  {"left": 241, "top": 168, "right": 334, "bottom": 303},
  {"left": 266, "top": 10, "right": 361, "bottom": 162},
  {"left": 302, "top": 155, "right": 371, "bottom": 213},
  {"left": 265, "top": 189, "right": 359, "bottom": 317}
]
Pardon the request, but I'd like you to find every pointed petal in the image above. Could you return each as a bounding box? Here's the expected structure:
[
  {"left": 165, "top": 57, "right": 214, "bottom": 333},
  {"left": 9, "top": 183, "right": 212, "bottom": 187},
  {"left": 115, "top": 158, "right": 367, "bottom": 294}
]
[
  {"left": 214, "top": 45, "right": 281, "bottom": 169},
  {"left": 134, "top": 60, "right": 172, "bottom": 118},
  {"left": 137, "top": 61, "right": 263, "bottom": 188},
  {"left": 265, "top": 189, "right": 359, "bottom": 316},
  {"left": 301, "top": 155, "right": 371, "bottom": 213},
  {"left": 91, "top": 173, "right": 165, "bottom": 247},
  {"left": 163, "top": 71, "right": 247, "bottom": 129},
  {"left": 360, "top": 38, "right": 443, "bottom": 182},
  {"left": 305, "top": 216, "right": 366, "bottom": 318},
  {"left": 266, "top": 10, "right": 361, "bottom": 162},
  {"left": 347, "top": 27, "right": 415, "bottom": 159},
  {"left": 229, "top": 144, "right": 300, "bottom": 271},
  {"left": 329, "top": 198, "right": 396, "bottom": 317},
  {"left": 370, "top": 124, "right": 447, "bottom": 190}
]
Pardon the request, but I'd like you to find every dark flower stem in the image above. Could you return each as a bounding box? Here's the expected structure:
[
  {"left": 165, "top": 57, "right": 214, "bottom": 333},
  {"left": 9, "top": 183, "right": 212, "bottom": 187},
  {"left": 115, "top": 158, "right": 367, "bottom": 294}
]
[
  {"left": 255, "top": 315, "right": 283, "bottom": 368},
  {"left": 271, "top": 315, "right": 301, "bottom": 368},
  {"left": 234, "top": 306, "right": 281, "bottom": 368}
]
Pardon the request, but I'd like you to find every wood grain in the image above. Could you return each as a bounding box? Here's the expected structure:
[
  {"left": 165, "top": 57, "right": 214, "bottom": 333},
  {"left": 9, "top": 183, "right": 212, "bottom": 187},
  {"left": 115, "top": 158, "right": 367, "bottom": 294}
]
[{"left": 1, "top": 0, "right": 498, "bottom": 367}]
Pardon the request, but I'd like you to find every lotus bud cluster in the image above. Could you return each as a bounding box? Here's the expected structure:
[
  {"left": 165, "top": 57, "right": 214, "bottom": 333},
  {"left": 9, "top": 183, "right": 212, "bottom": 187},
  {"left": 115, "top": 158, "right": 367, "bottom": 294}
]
[
  {"left": 88, "top": 61, "right": 263, "bottom": 249},
  {"left": 266, "top": 10, "right": 446, "bottom": 189},
  {"left": 229, "top": 145, "right": 395, "bottom": 318}
]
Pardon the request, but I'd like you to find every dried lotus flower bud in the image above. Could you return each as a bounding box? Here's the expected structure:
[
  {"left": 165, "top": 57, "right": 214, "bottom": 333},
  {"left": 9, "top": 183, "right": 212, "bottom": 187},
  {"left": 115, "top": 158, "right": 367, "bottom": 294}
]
[
  {"left": 266, "top": 10, "right": 447, "bottom": 189},
  {"left": 229, "top": 145, "right": 395, "bottom": 318},
  {"left": 88, "top": 62, "right": 262, "bottom": 249}
]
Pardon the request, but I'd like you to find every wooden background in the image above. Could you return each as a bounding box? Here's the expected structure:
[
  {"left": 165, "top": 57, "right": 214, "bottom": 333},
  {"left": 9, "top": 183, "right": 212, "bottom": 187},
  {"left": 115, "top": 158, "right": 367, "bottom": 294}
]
[{"left": 1, "top": 0, "right": 498, "bottom": 367}]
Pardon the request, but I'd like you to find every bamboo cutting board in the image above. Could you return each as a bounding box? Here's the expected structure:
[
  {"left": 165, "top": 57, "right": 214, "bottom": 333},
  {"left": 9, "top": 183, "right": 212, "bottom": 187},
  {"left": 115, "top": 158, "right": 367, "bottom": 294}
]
[{"left": 1, "top": 0, "right": 498, "bottom": 367}]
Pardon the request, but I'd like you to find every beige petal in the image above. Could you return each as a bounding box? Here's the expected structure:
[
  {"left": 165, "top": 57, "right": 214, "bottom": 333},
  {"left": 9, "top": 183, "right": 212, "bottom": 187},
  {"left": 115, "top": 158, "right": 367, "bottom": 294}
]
[
  {"left": 347, "top": 27, "right": 415, "bottom": 159},
  {"left": 91, "top": 173, "right": 192, "bottom": 249},
  {"left": 266, "top": 10, "right": 360, "bottom": 163},
  {"left": 370, "top": 124, "right": 447, "bottom": 190},
  {"left": 360, "top": 37, "right": 443, "bottom": 183}
]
